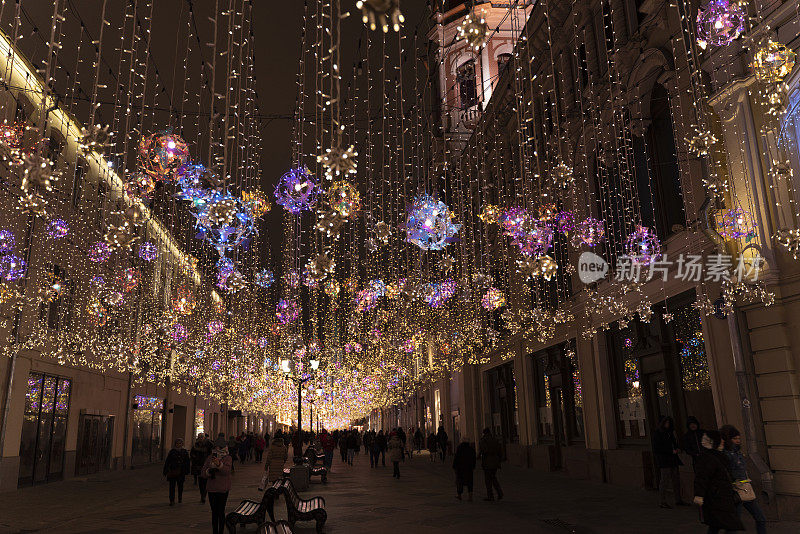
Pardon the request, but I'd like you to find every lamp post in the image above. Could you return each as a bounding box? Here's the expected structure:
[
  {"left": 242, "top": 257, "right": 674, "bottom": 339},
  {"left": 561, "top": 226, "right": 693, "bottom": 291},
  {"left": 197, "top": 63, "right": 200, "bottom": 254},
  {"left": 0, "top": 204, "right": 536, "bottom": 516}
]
[{"left": 281, "top": 357, "right": 319, "bottom": 440}]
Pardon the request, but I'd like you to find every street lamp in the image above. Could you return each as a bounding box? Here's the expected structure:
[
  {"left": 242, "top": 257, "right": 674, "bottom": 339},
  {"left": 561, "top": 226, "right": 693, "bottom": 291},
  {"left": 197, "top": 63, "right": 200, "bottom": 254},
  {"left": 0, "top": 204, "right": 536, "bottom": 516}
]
[{"left": 280, "top": 357, "right": 319, "bottom": 442}]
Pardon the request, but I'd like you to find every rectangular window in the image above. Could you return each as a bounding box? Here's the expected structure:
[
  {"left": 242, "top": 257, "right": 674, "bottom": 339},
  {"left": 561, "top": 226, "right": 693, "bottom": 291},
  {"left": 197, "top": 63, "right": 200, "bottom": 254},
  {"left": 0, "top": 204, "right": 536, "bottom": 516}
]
[
  {"left": 195, "top": 409, "right": 205, "bottom": 436},
  {"left": 456, "top": 61, "right": 478, "bottom": 109},
  {"left": 19, "top": 372, "right": 71, "bottom": 486}
]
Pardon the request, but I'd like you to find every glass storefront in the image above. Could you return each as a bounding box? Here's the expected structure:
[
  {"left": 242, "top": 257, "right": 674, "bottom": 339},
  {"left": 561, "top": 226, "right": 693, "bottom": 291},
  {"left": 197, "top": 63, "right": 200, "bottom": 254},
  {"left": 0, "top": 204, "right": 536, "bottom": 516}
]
[
  {"left": 131, "top": 395, "right": 163, "bottom": 465},
  {"left": 485, "top": 362, "right": 519, "bottom": 443},
  {"left": 18, "top": 372, "right": 71, "bottom": 486},
  {"left": 531, "top": 340, "right": 583, "bottom": 448},
  {"left": 194, "top": 408, "right": 205, "bottom": 436},
  {"left": 76, "top": 414, "right": 114, "bottom": 475}
]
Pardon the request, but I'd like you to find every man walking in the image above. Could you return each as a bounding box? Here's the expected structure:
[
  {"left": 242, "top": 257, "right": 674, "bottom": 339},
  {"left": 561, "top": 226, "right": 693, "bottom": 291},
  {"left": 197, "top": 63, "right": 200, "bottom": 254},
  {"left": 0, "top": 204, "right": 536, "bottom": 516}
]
[{"left": 479, "top": 428, "right": 503, "bottom": 501}]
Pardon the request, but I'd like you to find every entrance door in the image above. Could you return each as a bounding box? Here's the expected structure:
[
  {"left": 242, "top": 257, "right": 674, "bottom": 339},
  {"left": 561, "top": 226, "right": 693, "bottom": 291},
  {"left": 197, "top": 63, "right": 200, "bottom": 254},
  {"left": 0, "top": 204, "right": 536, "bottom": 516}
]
[
  {"left": 76, "top": 414, "right": 114, "bottom": 475},
  {"left": 551, "top": 388, "right": 567, "bottom": 470},
  {"left": 645, "top": 372, "right": 674, "bottom": 426},
  {"left": 172, "top": 405, "right": 187, "bottom": 444}
]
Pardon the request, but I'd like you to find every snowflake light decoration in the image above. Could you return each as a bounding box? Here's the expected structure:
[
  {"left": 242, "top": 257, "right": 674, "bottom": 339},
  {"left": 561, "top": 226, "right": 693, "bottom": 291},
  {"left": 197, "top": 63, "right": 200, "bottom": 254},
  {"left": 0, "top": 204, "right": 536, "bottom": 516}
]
[
  {"left": 0, "top": 254, "right": 25, "bottom": 281},
  {"left": 513, "top": 218, "right": 553, "bottom": 257},
  {"left": 356, "top": 0, "right": 404, "bottom": 32},
  {"left": 0, "top": 230, "right": 14, "bottom": 254},
  {"left": 552, "top": 159, "right": 574, "bottom": 188},
  {"left": 457, "top": 9, "right": 489, "bottom": 51},
  {"left": 405, "top": 193, "right": 461, "bottom": 251},
  {"left": 717, "top": 207, "right": 756, "bottom": 240},
  {"left": 276, "top": 299, "right": 300, "bottom": 324},
  {"left": 573, "top": 217, "right": 605, "bottom": 248},
  {"left": 555, "top": 211, "right": 576, "bottom": 234},
  {"left": 309, "top": 253, "right": 335, "bottom": 280},
  {"left": 46, "top": 219, "right": 69, "bottom": 239},
  {"left": 481, "top": 287, "right": 506, "bottom": 311},
  {"left": 138, "top": 131, "right": 189, "bottom": 181},
  {"left": 318, "top": 145, "right": 358, "bottom": 180},
  {"left": 328, "top": 180, "right": 361, "bottom": 218},
  {"left": 696, "top": 0, "right": 746, "bottom": 50},
  {"left": 531, "top": 255, "right": 559, "bottom": 281},
  {"left": 242, "top": 189, "right": 271, "bottom": 219},
  {"left": 624, "top": 225, "right": 661, "bottom": 264},
  {"left": 275, "top": 167, "right": 319, "bottom": 213},
  {"left": 374, "top": 221, "right": 391, "bottom": 244},
  {"left": 88, "top": 241, "right": 111, "bottom": 263},
  {"left": 21, "top": 153, "right": 58, "bottom": 194},
  {"left": 254, "top": 269, "right": 275, "bottom": 289},
  {"left": 78, "top": 123, "right": 113, "bottom": 154},
  {"left": 752, "top": 40, "right": 796, "bottom": 83},
  {"left": 685, "top": 125, "right": 718, "bottom": 157},
  {"left": 499, "top": 207, "right": 527, "bottom": 236},
  {"left": 138, "top": 241, "right": 158, "bottom": 262}
]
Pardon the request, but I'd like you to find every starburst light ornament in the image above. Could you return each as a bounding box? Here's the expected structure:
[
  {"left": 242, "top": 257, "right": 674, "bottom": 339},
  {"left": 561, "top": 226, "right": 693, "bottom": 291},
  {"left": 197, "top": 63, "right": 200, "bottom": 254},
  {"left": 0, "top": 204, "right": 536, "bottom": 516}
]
[
  {"left": 275, "top": 167, "right": 319, "bottom": 213},
  {"left": 317, "top": 145, "right": 358, "bottom": 180},
  {"left": 324, "top": 279, "right": 340, "bottom": 297},
  {"left": 276, "top": 299, "right": 300, "bottom": 324},
  {"left": 138, "top": 241, "right": 158, "bottom": 262},
  {"left": 78, "top": 124, "right": 113, "bottom": 154},
  {"left": 685, "top": 125, "right": 718, "bottom": 156},
  {"left": 328, "top": 180, "right": 361, "bottom": 218},
  {"left": 254, "top": 269, "right": 275, "bottom": 289},
  {"left": 138, "top": 131, "right": 189, "bottom": 181},
  {"left": 404, "top": 193, "right": 461, "bottom": 251},
  {"left": 356, "top": 0, "right": 404, "bottom": 32},
  {"left": 309, "top": 253, "right": 335, "bottom": 280},
  {"left": 552, "top": 159, "right": 574, "bottom": 188},
  {"left": 695, "top": 0, "right": 746, "bottom": 50},
  {"left": 21, "top": 153, "right": 58, "bottom": 194},
  {"left": 499, "top": 207, "right": 527, "bottom": 236},
  {"left": 374, "top": 221, "right": 391, "bottom": 244},
  {"left": 46, "top": 219, "right": 69, "bottom": 239},
  {"left": 532, "top": 255, "right": 559, "bottom": 281},
  {"left": 439, "top": 255, "right": 455, "bottom": 273},
  {"left": 479, "top": 204, "right": 502, "bottom": 225},
  {"left": 624, "top": 225, "right": 661, "bottom": 264},
  {"left": 241, "top": 189, "right": 271, "bottom": 219},
  {"left": 457, "top": 9, "right": 490, "bottom": 51},
  {"left": 573, "top": 217, "right": 605, "bottom": 247},
  {"left": 316, "top": 210, "right": 345, "bottom": 238},
  {"left": 0, "top": 230, "right": 14, "bottom": 254},
  {"left": 513, "top": 218, "right": 553, "bottom": 257},
  {"left": 752, "top": 40, "right": 796, "bottom": 83},
  {"left": 88, "top": 241, "right": 111, "bottom": 263}
]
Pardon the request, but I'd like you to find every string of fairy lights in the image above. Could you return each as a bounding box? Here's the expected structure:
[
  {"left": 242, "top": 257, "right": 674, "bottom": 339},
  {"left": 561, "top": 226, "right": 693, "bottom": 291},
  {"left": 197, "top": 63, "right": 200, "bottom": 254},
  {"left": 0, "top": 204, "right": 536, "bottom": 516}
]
[{"left": 0, "top": 0, "right": 797, "bottom": 428}]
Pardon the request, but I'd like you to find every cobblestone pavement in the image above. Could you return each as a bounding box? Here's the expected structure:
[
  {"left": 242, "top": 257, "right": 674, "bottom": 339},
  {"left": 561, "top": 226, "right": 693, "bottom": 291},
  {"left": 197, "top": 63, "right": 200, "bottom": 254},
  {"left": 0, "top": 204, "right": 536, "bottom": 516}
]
[{"left": 1, "top": 449, "right": 798, "bottom": 533}]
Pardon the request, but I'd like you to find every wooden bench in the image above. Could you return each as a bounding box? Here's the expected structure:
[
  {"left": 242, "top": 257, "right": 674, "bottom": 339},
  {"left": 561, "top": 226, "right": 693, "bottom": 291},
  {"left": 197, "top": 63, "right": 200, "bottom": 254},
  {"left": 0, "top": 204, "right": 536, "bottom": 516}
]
[
  {"left": 282, "top": 458, "right": 327, "bottom": 484},
  {"left": 264, "top": 479, "right": 292, "bottom": 523},
  {"left": 277, "top": 478, "right": 327, "bottom": 533},
  {"left": 225, "top": 489, "right": 272, "bottom": 534},
  {"left": 258, "top": 520, "right": 293, "bottom": 534}
]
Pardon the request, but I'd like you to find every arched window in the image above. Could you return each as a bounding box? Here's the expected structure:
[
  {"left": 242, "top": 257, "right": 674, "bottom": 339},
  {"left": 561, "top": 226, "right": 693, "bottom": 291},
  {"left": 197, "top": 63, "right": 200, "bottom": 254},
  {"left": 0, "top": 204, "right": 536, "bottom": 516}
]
[
  {"left": 496, "top": 53, "right": 512, "bottom": 76},
  {"left": 456, "top": 60, "right": 478, "bottom": 109},
  {"left": 644, "top": 83, "right": 684, "bottom": 239}
]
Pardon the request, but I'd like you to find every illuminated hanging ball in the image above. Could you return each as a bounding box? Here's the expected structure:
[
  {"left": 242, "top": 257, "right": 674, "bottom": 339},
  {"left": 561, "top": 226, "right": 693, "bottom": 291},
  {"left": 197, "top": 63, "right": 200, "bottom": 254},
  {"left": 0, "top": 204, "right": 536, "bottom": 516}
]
[
  {"left": 275, "top": 167, "right": 319, "bottom": 214},
  {"left": 752, "top": 40, "right": 796, "bottom": 83},
  {"left": 206, "top": 196, "right": 238, "bottom": 227},
  {"left": 456, "top": 9, "right": 489, "bottom": 51},
  {"left": 138, "top": 241, "right": 158, "bottom": 262},
  {"left": 0, "top": 230, "right": 14, "bottom": 254},
  {"left": 423, "top": 279, "right": 457, "bottom": 308},
  {"left": 0, "top": 254, "right": 26, "bottom": 281},
  {"left": 499, "top": 207, "right": 528, "bottom": 237},
  {"left": 138, "top": 130, "right": 189, "bottom": 181},
  {"left": 344, "top": 276, "right": 359, "bottom": 293},
  {"left": 0, "top": 122, "right": 24, "bottom": 152},
  {"left": 117, "top": 268, "right": 141, "bottom": 293},
  {"left": 555, "top": 211, "right": 577, "bottom": 234},
  {"left": 717, "top": 207, "right": 757, "bottom": 240},
  {"left": 90, "top": 275, "right": 105, "bottom": 290},
  {"left": 356, "top": 0, "right": 404, "bottom": 32},
  {"left": 481, "top": 287, "right": 506, "bottom": 311},
  {"left": 695, "top": 0, "right": 745, "bottom": 50},
  {"left": 573, "top": 217, "right": 606, "bottom": 248},
  {"left": 538, "top": 203, "right": 559, "bottom": 223},
  {"left": 254, "top": 268, "right": 275, "bottom": 289},
  {"left": 217, "top": 257, "right": 235, "bottom": 278},
  {"left": 624, "top": 225, "right": 661, "bottom": 264},
  {"left": 242, "top": 189, "right": 271, "bottom": 219},
  {"left": 404, "top": 193, "right": 461, "bottom": 251},
  {"left": 317, "top": 145, "right": 358, "bottom": 180},
  {"left": 86, "top": 297, "right": 107, "bottom": 327},
  {"left": 88, "top": 241, "right": 111, "bottom": 263},
  {"left": 208, "top": 320, "right": 224, "bottom": 335},
  {"left": 124, "top": 172, "right": 156, "bottom": 201},
  {"left": 171, "top": 323, "right": 188, "bottom": 342},
  {"left": 328, "top": 180, "right": 361, "bottom": 218},
  {"left": 513, "top": 218, "right": 553, "bottom": 257},
  {"left": 276, "top": 299, "right": 300, "bottom": 324},
  {"left": 104, "top": 290, "right": 124, "bottom": 307},
  {"left": 46, "top": 219, "right": 69, "bottom": 239},
  {"left": 479, "top": 204, "right": 502, "bottom": 225},
  {"left": 173, "top": 284, "right": 196, "bottom": 315},
  {"left": 175, "top": 162, "right": 214, "bottom": 199},
  {"left": 324, "top": 278, "right": 340, "bottom": 297}
]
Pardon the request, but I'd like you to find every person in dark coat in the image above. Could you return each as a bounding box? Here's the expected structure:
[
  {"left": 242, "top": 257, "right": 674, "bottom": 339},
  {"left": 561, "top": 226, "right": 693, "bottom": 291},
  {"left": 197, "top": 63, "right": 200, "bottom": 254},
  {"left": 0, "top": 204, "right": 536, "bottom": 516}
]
[
  {"left": 721, "top": 425, "right": 767, "bottom": 534},
  {"left": 682, "top": 416, "right": 705, "bottom": 469},
  {"left": 452, "top": 439, "right": 477, "bottom": 501},
  {"left": 427, "top": 432, "right": 438, "bottom": 462},
  {"left": 163, "top": 438, "right": 191, "bottom": 505},
  {"left": 436, "top": 425, "right": 448, "bottom": 462},
  {"left": 652, "top": 416, "right": 687, "bottom": 508},
  {"left": 693, "top": 430, "right": 744, "bottom": 533},
  {"left": 414, "top": 427, "right": 424, "bottom": 453},
  {"left": 190, "top": 433, "right": 213, "bottom": 503},
  {"left": 375, "top": 430, "right": 387, "bottom": 467},
  {"left": 478, "top": 428, "right": 503, "bottom": 501}
]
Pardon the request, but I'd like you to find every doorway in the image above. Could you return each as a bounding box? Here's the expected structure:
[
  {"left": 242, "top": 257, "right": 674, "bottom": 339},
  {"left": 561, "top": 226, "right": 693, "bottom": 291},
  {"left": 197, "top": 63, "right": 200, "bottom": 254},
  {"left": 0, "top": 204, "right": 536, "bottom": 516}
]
[
  {"left": 172, "top": 404, "right": 187, "bottom": 444},
  {"left": 76, "top": 414, "right": 114, "bottom": 475}
]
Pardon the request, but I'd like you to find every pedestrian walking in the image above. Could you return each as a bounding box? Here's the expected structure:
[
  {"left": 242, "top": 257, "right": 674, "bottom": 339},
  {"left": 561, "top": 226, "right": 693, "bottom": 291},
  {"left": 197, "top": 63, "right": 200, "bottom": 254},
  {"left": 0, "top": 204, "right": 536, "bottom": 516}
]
[
  {"left": 652, "top": 416, "right": 688, "bottom": 508},
  {"left": 191, "top": 433, "right": 213, "bottom": 503},
  {"left": 346, "top": 430, "right": 357, "bottom": 465},
  {"left": 388, "top": 431, "right": 403, "bottom": 478},
  {"left": 693, "top": 430, "right": 744, "bottom": 533},
  {"left": 479, "top": 428, "right": 503, "bottom": 501},
  {"left": 202, "top": 441, "right": 233, "bottom": 534},
  {"left": 320, "top": 428, "right": 335, "bottom": 469},
  {"left": 414, "top": 427, "right": 423, "bottom": 453},
  {"left": 436, "top": 425, "right": 448, "bottom": 462},
  {"left": 227, "top": 434, "right": 238, "bottom": 472},
  {"left": 427, "top": 432, "right": 437, "bottom": 462},
  {"left": 338, "top": 432, "right": 348, "bottom": 463},
  {"left": 264, "top": 436, "right": 288, "bottom": 485},
  {"left": 254, "top": 433, "right": 266, "bottom": 463},
  {"left": 453, "top": 439, "right": 476, "bottom": 501},
  {"left": 406, "top": 427, "right": 414, "bottom": 459},
  {"left": 163, "top": 438, "right": 190, "bottom": 505},
  {"left": 376, "top": 430, "right": 387, "bottom": 467},
  {"left": 721, "top": 425, "right": 767, "bottom": 534},
  {"left": 682, "top": 416, "right": 705, "bottom": 470}
]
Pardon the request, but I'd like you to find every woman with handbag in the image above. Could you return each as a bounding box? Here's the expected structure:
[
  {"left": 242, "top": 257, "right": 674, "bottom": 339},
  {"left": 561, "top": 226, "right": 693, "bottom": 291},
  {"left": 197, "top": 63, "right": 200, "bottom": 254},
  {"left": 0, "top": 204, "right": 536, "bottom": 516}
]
[
  {"left": 202, "top": 441, "right": 233, "bottom": 534},
  {"left": 163, "top": 438, "right": 190, "bottom": 505},
  {"left": 693, "top": 430, "right": 744, "bottom": 533},
  {"left": 721, "top": 425, "right": 767, "bottom": 534}
]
